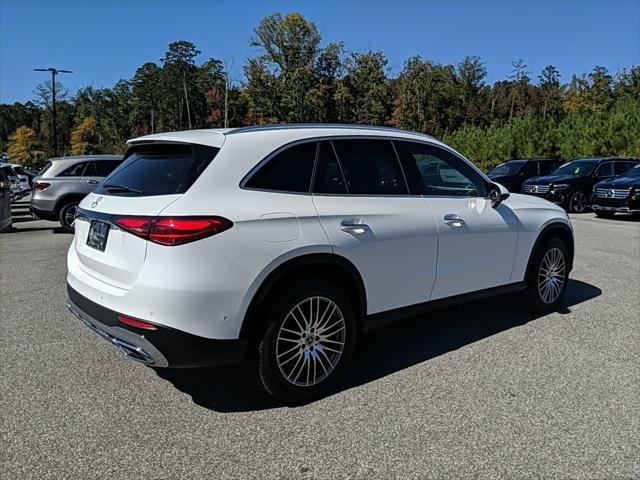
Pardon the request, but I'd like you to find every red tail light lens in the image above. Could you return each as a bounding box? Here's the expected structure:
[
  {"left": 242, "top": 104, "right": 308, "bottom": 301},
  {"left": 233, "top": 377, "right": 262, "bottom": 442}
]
[
  {"left": 114, "top": 217, "right": 152, "bottom": 237},
  {"left": 114, "top": 216, "right": 232, "bottom": 246},
  {"left": 33, "top": 181, "right": 51, "bottom": 191},
  {"left": 118, "top": 314, "right": 157, "bottom": 330}
]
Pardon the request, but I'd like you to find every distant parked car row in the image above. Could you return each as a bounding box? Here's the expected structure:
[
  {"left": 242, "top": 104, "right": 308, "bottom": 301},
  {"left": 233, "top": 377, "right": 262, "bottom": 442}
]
[
  {"left": 0, "top": 162, "right": 35, "bottom": 201},
  {"left": 488, "top": 157, "right": 640, "bottom": 216}
]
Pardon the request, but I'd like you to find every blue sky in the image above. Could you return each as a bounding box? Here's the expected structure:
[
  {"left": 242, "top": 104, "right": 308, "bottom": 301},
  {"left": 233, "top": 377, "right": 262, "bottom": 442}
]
[{"left": 1, "top": 0, "right": 638, "bottom": 103}]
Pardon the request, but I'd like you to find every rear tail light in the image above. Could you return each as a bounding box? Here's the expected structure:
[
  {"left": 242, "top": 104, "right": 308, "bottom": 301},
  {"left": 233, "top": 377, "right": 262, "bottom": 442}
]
[
  {"left": 118, "top": 314, "right": 157, "bottom": 331},
  {"left": 33, "top": 181, "right": 51, "bottom": 191},
  {"left": 114, "top": 216, "right": 232, "bottom": 246}
]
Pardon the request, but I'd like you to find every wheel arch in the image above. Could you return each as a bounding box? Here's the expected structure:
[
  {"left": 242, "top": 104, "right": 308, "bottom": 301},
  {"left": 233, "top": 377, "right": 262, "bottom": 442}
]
[
  {"left": 239, "top": 253, "right": 367, "bottom": 341},
  {"left": 525, "top": 222, "right": 574, "bottom": 279},
  {"left": 54, "top": 192, "right": 86, "bottom": 215}
]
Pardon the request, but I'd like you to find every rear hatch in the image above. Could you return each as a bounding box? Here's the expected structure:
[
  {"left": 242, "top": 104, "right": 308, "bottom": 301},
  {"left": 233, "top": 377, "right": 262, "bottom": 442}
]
[{"left": 73, "top": 143, "right": 219, "bottom": 289}]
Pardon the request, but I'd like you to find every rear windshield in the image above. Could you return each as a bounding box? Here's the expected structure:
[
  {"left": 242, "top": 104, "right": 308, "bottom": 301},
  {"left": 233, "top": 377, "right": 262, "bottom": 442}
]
[
  {"left": 95, "top": 144, "right": 218, "bottom": 197},
  {"left": 39, "top": 161, "right": 53, "bottom": 176}
]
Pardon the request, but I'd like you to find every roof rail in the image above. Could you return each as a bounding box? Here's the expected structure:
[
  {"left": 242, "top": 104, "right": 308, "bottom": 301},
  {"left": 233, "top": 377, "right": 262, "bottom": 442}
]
[{"left": 226, "top": 123, "right": 438, "bottom": 140}]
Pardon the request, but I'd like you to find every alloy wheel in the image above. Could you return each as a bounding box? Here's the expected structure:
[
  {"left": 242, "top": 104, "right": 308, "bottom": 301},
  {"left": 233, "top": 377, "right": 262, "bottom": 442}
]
[
  {"left": 538, "top": 247, "right": 566, "bottom": 304},
  {"left": 64, "top": 205, "right": 78, "bottom": 229},
  {"left": 570, "top": 192, "right": 588, "bottom": 213},
  {"left": 275, "top": 296, "right": 346, "bottom": 387}
]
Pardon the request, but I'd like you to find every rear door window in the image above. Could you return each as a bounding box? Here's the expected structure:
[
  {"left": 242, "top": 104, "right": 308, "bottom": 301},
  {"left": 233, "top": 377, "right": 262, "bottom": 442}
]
[
  {"left": 82, "top": 162, "right": 97, "bottom": 176},
  {"left": 596, "top": 162, "right": 613, "bottom": 177},
  {"left": 58, "top": 162, "right": 88, "bottom": 177},
  {"left": 332, "top": 139, "right": 407, "bottom": 195},
  {"left": 539, "top": 161, "right": 555, "bottom": 175},
  {"left": 524, "top": 162, "right": 538, "bottom": 176},
  {"left": 313, "top": 141, "right": 347, "bottom": 194},
  {"left": 614, "top": 162, "right": 630, "bottom": 176},
  {"left": 95, "top": 144, "right": 218, "bottom": 197},
  {"left": 245, "top": 142, "right": 317, "bottom": 193},
  {"left": 94, "top": 160, "right": 122, "bottom": 177}
]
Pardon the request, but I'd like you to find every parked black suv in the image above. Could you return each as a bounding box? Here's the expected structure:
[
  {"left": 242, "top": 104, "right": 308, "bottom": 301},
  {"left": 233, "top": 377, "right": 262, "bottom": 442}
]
[
  {"left": 591, "top": 163, "right": 640, "bottom": 219},
  {"left": 487, "top": 158, "right": 562, "bottom": 192},
  {"left": 522, "top": 157, "right": 640, "bottom": 213}
]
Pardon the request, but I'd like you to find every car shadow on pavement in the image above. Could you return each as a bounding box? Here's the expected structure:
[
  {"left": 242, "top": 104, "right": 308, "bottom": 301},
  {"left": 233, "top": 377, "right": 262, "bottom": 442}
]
[{"left": 155, "top": 279, "right": 601, "bottom": 413}]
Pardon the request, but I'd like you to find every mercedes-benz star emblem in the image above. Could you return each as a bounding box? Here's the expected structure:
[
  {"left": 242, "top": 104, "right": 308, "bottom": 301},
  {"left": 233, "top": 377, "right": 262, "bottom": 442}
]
[
  {"left": 607, "top": 189, "right": 614, "bottom": 198},
  {"left": 91, "top": 196, "right": 103, "bottom": 209}
]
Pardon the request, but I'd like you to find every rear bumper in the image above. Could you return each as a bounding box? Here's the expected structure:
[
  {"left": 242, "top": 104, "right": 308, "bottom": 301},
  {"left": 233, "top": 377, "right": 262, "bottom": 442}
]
[
  {"left": 67, "top": 284, "right": 247, "bottom": 368},
  {"left": 30, "top": 206, "right": 58, "bottom": 221}
]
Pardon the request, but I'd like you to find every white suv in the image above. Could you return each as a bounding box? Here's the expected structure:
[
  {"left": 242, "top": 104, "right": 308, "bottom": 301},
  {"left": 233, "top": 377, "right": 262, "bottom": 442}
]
[{"left": 67, "top": 125, "right": 574, "bottom": 402}]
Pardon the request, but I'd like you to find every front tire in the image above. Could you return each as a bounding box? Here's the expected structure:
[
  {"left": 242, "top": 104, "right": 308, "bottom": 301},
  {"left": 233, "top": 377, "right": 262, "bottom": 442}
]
[
  {"left": 58, "top": 201, "right": 79, "bottom": 232},
  {"left": 256, "top": 281, "right": 357, "bottom": 403},
  {"left": 525, "top": 237, "right": 569, "bottom": 314},
  {"left": 568, "top": 190, "right": 589, "bottom": 213}
]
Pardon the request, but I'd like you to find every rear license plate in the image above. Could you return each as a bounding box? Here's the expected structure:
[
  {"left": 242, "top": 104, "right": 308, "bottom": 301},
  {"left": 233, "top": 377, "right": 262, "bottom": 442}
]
[{"left": 87, "top": 220, "right": 110, "bottom": 251}]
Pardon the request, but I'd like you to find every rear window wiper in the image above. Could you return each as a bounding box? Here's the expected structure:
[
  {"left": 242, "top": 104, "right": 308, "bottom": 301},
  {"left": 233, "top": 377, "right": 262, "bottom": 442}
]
[{"left": 102, "top": 184, "right": 145, "bottom": 195}]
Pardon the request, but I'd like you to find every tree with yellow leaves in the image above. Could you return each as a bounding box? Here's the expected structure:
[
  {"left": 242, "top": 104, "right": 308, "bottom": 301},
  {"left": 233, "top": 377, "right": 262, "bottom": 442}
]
[
  {"left": 7, "top": 126, "right": 45, "bottom": 166},
  {"left": 70, "top": 117, "right": 100, "bottom": 155}
]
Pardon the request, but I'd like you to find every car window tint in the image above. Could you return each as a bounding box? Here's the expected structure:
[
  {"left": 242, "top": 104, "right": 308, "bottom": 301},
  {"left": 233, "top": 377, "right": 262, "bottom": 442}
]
[
  {"left": 539, "top": 162, "right": 555, "bottom": 175},
  {"left": 524, "top": 162, "right": 538, "bottom": 175},
  {"left": 58, "top": 162, "right": 87, "bottom": 177},
  {"left": 332, "top": 139, "right": 407, "bottom": 195},
  {"left": 95, "top": 160, "right": 122, "bottom": 176},
  {"left": 83, "top": 162, "right": 97, "bottom": 176},
  {"left": 395, "top": 141, "right": 486, "bottom": 197},
  {"left": 596, "top": 163, "right": 613, "bottom": 177},
  {"left": 246, "top": 142, "right": 317, "bottom": 193},
  {"left": 614, "top": 162, "right": 629, "bottom": 175},
  {"left": 313, "top": 141, "right": 347, "bottom": 194},
  {"left": 95, "top": 144, "right": 218, "bottom": 197}
]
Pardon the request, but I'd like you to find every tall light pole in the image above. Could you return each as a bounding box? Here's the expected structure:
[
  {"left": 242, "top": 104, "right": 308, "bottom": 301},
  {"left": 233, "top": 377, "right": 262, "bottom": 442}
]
[{"left": 34, "top": 67, "right": 72, "bottom": 157}]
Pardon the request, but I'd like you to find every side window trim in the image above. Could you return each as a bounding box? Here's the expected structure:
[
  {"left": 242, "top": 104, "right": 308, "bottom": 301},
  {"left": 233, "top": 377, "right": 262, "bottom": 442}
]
[
  {"left": 390, "top": 140, "right": 412, "bottom": 195},
  {"left": 328, "top": 141, "right": 350, "bottom": 194}
]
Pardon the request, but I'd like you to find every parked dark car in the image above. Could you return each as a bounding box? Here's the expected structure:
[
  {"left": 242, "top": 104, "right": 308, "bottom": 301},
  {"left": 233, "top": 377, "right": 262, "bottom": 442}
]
[
  {"left": 591, "top": 163, "right": 640, "bottom": 219},
  {"left": 521, "top": 157, "right": 640, "bottom": 213},
  {"left": 487, "top": 158, "right": 562, "bottom": 192},
  {"left": 0, "top": 168, "right": 12, "bottom": 232}
]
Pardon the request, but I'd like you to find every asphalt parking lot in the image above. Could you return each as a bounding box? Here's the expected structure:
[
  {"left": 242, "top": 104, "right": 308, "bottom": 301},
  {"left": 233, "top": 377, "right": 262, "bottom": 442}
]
[{"left": 1, "top": 197, "right": 639, "bottom": 479}]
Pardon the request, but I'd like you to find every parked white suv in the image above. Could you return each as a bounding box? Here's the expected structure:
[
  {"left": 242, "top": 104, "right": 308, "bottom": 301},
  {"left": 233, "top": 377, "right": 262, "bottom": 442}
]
[{"left": 67, "top": 125, "right": 574, "bottom": 402}]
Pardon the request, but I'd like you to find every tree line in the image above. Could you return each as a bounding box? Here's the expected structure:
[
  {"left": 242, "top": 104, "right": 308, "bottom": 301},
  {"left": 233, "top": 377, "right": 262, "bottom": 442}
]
[{"left": 1, "top": 12, "right": 639, "bottom": 170}]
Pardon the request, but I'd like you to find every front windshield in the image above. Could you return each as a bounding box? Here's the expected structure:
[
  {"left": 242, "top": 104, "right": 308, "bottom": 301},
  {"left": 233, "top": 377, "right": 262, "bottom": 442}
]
[
  {"left": 552, "top": 160, "right": 597, "bottom": 177},
  {"left": 625, "top": 164, "right": 640, "bottom": 178},
  {"left": 488, "top": 160, "right": 526, "bottom": 176}
]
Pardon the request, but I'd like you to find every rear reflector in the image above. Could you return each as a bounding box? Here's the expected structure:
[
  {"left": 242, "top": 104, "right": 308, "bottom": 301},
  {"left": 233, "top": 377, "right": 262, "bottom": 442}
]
[
  {"left": 33, "top": 181, "right": 51, "bottom": 191},
  {"left": 114, "top": 216, "right": 232, "bottom": 246},
  {"left": 118, "top": 314, "right": 158, "bottom": 331}
]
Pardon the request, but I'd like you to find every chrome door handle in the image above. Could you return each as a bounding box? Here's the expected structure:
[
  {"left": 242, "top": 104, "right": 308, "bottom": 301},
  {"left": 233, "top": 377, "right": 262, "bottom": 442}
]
[
  {"left": 86, "top": 180, "right": 99, "bottom": 185},
  {"left": 444, "top": 214, "right": 465, "bottom": 227},
  {"left": 340, "top": 218, "right": 370, "bottom": 234}
]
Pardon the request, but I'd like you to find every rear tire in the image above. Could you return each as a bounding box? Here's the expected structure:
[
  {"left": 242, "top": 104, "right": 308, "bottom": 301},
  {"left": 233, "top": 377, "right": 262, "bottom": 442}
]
[
  {"left": 58, "top": 201, "right": 79, "bottom": 233},
  {"left": 524, "top": 237, "right": 569, "bottom": 314},
  {"left": 255, "top": 280, "right": 357, "bottom": 404},
  {"left": 594, "top": 210, "right": 615, "bottom": 219}
]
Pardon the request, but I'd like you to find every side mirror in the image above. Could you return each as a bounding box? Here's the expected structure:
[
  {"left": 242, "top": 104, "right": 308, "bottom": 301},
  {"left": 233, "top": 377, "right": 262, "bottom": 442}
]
[{"left": 488, "top": 182, "right": 510, "bottom": 208}]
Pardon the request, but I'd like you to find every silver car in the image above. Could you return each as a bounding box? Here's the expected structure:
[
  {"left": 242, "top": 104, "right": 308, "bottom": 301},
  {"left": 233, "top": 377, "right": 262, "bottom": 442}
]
[{"left": 31, "top": 155, "right": 122, "bottom": 232}]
